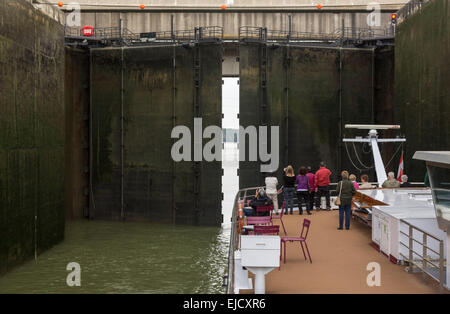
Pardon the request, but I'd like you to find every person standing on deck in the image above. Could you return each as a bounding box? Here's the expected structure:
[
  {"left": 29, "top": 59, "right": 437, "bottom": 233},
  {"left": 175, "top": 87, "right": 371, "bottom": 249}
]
[
  {"left": 296, "top": 166, "right": 311, "bottom": 215},
  {"left": 336, "top": 171, "right": 356, "bottom": 230},
  {"left": 306, "top": 166, "right": 316, "bottom": 211},
  {"left": 283, "top": 165, "right": 296, "bottom": 215},
  {"left": 265, "top": 172, "right": 279, "bottom": 214},
  {"left": 315, "top": 162, "right": 332, "bottom": 210}
]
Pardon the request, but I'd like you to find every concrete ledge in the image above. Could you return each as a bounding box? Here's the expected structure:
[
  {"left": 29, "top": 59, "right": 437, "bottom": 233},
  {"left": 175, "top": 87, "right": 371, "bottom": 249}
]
[
  {"left": 65, "top": 5, "right": 404, "bottom": 13},
  {"left": 30, "top": 0, "right": 65, "bottom": 24}
]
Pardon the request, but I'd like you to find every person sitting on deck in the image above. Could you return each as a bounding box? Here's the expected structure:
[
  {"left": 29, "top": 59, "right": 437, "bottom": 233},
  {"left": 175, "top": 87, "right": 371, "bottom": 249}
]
[
  {"left": 359, "top": 174, "right": 374, "bottom": 189},
  {"left": 400, "top": 174, "right": 412, "bottom": 187},
  {"left": 246, "top": 188, "right": 273, "bottom": 216},
  {"left": 336, "top": 171, "right": 357, "bottom": 230},
  {"left": 349, "top": 174, "right": 359, "bottom": 190},
  {"left": 382, "top": 172, "right": 401, "bottom": 188}
]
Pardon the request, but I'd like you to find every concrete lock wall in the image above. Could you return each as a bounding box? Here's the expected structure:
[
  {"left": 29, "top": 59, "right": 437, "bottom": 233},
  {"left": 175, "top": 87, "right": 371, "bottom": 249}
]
[
  {"left": 90, "top": 44, "right": 223, "bottom": 226},
  {"left": 77, "top": 11, "right": 397, "bottom": 37},
  {"left": 394, "top": 0, "right": 449, "bottom": 181},
  {"left": 0, "top": 0, "right": 65, "bottom": 275},
  {"left": 72, "top": 0, "right": 405, "bottom": 36},
  {"left": 239, "top": 43, "right": 394, "bottom": 188}
]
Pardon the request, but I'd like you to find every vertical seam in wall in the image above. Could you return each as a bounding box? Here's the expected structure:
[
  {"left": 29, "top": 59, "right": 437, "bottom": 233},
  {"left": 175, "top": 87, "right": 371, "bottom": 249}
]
[
  {"left": 172, "top": 39, "right": 177, "bottom": 224},
  {"left": 89, "top": 50, "right": 95, "bottom": 219},
  {"left": 120, "top": 47, "right": 124, "bottom": 220}
]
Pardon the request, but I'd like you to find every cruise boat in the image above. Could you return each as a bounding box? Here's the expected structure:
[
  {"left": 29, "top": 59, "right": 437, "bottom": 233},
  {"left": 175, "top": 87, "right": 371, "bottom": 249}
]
[{"left": 226, "top": 128, "right": 450, "bottom": 294}]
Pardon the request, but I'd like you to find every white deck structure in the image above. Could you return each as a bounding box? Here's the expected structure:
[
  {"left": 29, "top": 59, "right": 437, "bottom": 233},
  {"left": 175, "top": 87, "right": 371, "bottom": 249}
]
[{"left": 360, "top": 189, "right": 447, "bottom": 268}]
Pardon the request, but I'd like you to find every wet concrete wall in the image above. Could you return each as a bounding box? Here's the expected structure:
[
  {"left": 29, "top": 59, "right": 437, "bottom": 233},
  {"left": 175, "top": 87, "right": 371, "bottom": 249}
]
[
  {"left": 65, "top": 48, "right": 90, "bottom": 220},
  {"left": 394, "top": 0, "right": 449, "bottom": 181},
  {"left": 0, "top": 0, "right": 65, "bottom": 274},
  {"left": 239, "top": 44, "right": 393, "bottom": 188},
  {"left": 90, "top": 44, "right": 223, "bottom": 226}
]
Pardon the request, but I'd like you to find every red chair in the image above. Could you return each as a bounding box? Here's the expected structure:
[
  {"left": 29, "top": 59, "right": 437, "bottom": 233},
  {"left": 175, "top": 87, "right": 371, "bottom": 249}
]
[
  {"left": 272, "top": 201, "right": 287, "bottom": 235},
  {"left": 253, "top": 225, "right": 280, "bottom": 235},
  {"left": 256, "top": 205, "right": 274, "bottom": 216},
  {"left": 246, "top": 216, "right": 272, "bottom": 226},
  {"left": 281, "top": 219, "right": 312, "bottom": 264}
]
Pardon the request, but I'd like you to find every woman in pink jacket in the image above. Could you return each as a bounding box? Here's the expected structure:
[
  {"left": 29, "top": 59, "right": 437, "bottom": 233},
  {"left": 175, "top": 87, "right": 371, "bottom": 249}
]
[{"left": 349, "top": 174, "right": 360, "bottom": 190}]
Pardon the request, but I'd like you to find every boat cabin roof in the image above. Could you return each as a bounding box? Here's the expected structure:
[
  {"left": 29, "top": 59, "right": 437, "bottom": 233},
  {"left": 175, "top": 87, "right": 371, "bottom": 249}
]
[
  {"left": 359, "top": 188, "right": 436, "bottom": 219},
  {"left": 413, "top": 151, "right": 450, "bottom": 165}
]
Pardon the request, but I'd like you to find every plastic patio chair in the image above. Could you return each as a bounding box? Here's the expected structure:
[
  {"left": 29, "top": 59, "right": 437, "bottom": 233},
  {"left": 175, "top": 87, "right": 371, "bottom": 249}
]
[
  {"left": 271, "top": 201, "right": 287, "bottom": 235},
  {"left": 253, "top": 225, "right": 280, "bottom": 235},
  {"left": 281, "top": 219, "right": 312, "bottom": 264},
  {"left": 246, "top": 216, "right": 272, "bottom": 226}
]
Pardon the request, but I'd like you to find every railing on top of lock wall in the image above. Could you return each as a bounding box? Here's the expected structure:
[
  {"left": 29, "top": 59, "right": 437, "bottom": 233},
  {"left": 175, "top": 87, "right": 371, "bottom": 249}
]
[
  {"left": 64, "top": 26, "right": 224, "bottom": 46},
  {"left": 238, "top": 25, "right": 394, "bottom": 43}
]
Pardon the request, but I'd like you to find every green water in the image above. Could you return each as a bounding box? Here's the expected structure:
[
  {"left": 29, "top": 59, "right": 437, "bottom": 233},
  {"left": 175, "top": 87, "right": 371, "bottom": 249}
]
[{"left": 0, "top": 220, "right": 230, "bottom": 294}]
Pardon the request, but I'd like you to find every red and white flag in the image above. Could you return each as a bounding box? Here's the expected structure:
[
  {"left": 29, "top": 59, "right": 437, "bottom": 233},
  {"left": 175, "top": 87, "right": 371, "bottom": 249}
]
[{"left": 397, "top": 151, "right": 404, "bottom": 182}]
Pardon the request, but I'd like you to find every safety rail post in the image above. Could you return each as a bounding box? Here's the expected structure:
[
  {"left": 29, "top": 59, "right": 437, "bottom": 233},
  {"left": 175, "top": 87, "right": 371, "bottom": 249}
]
[
  {"left": 409, "top": 225, "right": 414, "bottom": 273},
  {"left": 439, "top": 241, "right": 444, "bottom": 292},
  {"left": 422, "top": 233, "right": 428, "bottom": 280}
]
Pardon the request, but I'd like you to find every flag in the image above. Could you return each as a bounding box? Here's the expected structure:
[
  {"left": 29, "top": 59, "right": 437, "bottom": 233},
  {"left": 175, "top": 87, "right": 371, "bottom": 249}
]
[{"left": 397, "top": 151, "right": 404, "bottom": 182}]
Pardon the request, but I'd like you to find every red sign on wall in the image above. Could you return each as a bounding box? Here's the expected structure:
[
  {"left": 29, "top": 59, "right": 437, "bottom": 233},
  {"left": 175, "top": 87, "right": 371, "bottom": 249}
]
[{"left": 82, "top": 26, "right": 94, "bottom": 37}]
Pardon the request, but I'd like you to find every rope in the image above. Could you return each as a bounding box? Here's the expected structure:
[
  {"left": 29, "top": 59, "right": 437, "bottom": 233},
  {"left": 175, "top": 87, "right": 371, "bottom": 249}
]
[
  {"left": 344, "top": 141, "right": 367, "bottom": 173},
  {"left": 384, "top": 142, "right": 404, "bottom": 169},
  {"left": 352, "top": 142, "right": 374, "bottom": 169},
  {"left": 344, "top": 141, "right": 403, "bottom": 173}
]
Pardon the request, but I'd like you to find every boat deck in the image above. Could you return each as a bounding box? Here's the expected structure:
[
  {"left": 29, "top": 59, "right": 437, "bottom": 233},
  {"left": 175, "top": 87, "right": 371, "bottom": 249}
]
[{"left": 240, "top": 210, "right": 446, "bottom": 294}]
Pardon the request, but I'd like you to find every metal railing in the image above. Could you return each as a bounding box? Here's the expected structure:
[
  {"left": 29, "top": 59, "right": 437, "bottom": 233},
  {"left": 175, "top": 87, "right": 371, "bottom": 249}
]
[
  {"left": 65, "top": 26, "right": 223, "bottom": 45},
  {"left": 199, "top": 26, "right": 224, "bottom": 41},
  {"left": 397, "top": 0, "right": 433, "bottom": 24},
  {"left": 238, "top": 26, "right": 394, "bottom": 43},
  {"left": 64, "top": 26, "right": 140, "bottom": 42},
  {"left": 339, "top": 27, "right": 394, "bottom": 40},
  {"left": 399, "top": 219, "right": 446, "bottom": 291},
  {"left": 226, "top": 185, "right": 262, "bottom": 294},
  {"left": 238, "top": 26, "right": 268, "bottom": 42}
]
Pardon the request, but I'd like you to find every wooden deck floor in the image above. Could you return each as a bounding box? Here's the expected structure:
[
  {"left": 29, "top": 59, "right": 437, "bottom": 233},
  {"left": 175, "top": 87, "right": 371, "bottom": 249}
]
[{"left": 242, "top": 210, "right": 446, "bottom": 294}]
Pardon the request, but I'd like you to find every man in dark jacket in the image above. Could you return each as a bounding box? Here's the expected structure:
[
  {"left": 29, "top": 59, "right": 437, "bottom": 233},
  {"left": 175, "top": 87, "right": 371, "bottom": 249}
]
[
  {"left": 336, "top": 171, "right": 356, "bottom": 230},
  {"left": 245, "top": 188, "right": 273, "bottom": 216}
]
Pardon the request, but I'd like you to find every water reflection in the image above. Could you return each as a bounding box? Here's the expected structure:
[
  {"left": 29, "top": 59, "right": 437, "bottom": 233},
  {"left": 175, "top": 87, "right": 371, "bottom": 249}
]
[
  {"left": 0, "top": 144, "right": 239, "bottom": 294},
  {"left": 0, "top": 221, "right": 228, "bottom": 294}
]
